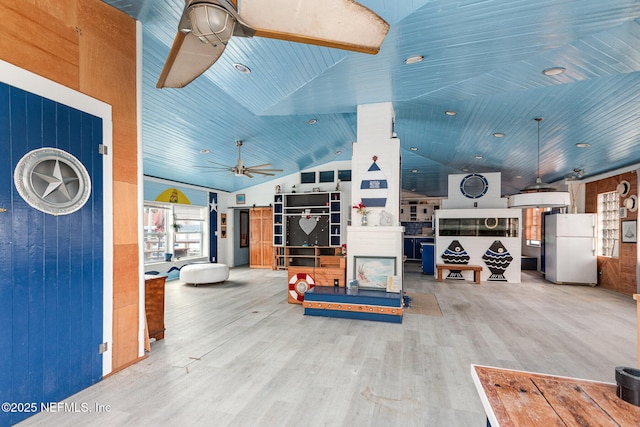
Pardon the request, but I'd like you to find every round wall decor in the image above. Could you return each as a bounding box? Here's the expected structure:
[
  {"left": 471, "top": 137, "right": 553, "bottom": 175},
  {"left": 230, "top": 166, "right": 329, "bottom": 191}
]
[
  {"left": 460, "top": 173, "right": 489, "bottom": 199},
  {"left": 624, "top": 195, "right": 638, "bottom": 212},
  {"left": 14, "top": 147, "right": 91, "bottom": 215},
  {"left": 617, "top": 180, "right": 631, "bottom": 197}
]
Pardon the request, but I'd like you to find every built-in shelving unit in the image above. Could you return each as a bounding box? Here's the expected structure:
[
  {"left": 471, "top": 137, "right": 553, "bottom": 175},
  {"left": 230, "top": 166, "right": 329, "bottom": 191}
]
[
  {"left": 273, "top": 194, "right": 284, "bottom": 246},
  {"left": 273, "top": 191, "right": 343, "bottom": 247},
  {"left": 274, "top": 246, "right": 341, "bottom": 269}
]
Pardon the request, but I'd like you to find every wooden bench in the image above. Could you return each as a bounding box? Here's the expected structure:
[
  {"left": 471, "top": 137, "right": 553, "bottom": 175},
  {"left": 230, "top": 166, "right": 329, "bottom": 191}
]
[{"left": 436, "top": 264, "right": 482, "bottom": 284}]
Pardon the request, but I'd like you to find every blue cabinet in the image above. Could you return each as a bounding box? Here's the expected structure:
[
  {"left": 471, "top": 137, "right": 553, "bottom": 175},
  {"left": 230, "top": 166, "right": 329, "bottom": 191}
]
[
  {"left": 421, "top": 243, "right": 435, "bottom": 274},
  {"left": 404, "top": 238, "right": 415, "bottom": 259},
  {"left": 404, "top": 237, "right": 433, "bottom": 260}
]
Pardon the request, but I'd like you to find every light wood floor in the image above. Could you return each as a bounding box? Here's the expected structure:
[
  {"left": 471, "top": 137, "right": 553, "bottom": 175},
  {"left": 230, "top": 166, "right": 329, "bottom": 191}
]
[{"left": 19, "top": 263, "right": 638, "bottom": 426}]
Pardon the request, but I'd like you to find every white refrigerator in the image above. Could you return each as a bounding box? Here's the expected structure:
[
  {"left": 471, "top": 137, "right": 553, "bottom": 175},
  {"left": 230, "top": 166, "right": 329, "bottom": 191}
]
[{"left": 544, "top": 213, "right": 597, "bottom": 285}]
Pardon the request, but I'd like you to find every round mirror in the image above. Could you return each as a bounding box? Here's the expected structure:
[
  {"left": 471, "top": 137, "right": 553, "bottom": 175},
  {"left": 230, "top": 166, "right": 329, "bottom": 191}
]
[{"left": 460, "top": 174, "right": 489, "bottom": 199}]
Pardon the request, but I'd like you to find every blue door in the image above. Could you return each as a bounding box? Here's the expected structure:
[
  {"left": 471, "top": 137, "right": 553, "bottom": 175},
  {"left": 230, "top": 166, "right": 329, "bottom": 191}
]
[{"left": 0, "top": 83, "right": 104, "bottom": 426}]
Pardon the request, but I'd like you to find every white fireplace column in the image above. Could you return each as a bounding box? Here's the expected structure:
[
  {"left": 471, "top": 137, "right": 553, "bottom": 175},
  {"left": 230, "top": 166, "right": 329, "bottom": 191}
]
[{"left": 347, "top": 102, "right": 404, "bottom": 290}]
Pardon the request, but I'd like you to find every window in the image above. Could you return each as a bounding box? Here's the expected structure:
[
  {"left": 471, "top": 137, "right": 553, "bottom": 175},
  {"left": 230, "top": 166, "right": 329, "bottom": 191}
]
[
  {"left": 338, "top": 169, "right": 352, "bottom": 181},
  {"left": 173, "top": 204, "right": 207, "bottom": 259},
  {"left": 524, "top": 207, "right": 549, "bottom": 246},
  {"left": 300, "top": 172, "right": 316, "bottom": 183},
  {"left": 598, "top": 191, "right": 619, "bottom": 257},
  {"left": 143, "top": 205, "right": 170, "bottom": 263},
  {"left": 143, "top": 203, "right": 208, "bottom": 264},
  {"left": 319, "top": 170, "right": 335, "bottom": 183}
]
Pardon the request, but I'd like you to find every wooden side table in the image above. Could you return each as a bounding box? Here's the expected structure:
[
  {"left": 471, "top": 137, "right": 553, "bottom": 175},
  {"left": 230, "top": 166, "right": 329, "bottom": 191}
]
[
  {"left": 144, "top": 275, "right": 167, "bottom": 341},
  {"left": 471, "top": 364, "right": 640, "bottom": 426}
]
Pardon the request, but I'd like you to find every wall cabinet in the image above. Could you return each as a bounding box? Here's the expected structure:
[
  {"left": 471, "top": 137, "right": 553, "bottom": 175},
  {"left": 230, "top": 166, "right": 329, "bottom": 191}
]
[{"left": 400, "top": 200, "right": 440, "bottom": 222}]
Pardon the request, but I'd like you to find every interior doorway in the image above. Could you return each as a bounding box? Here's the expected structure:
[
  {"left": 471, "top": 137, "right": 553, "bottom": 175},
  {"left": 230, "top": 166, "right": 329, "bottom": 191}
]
[{"left": 250, "top": 207, "right": 273, "bottom": 269}]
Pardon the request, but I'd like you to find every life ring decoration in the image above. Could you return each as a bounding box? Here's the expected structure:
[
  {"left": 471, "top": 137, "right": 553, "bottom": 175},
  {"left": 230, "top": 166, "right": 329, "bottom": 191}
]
[
  {"left": 460, "top": 173, "right": 489, "bottom": 199},
  {"left": 289, "top": 272, "right": 315, "bottom": 302}
]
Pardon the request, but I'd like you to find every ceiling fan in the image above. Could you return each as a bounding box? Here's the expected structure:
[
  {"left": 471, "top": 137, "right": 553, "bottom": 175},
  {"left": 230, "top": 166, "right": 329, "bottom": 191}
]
[
  {"left": 157, "top": 0, "right": 390, "bottom": 88},
  {"left": 197, "top": 140, "right": 284, "bottom": 178}
]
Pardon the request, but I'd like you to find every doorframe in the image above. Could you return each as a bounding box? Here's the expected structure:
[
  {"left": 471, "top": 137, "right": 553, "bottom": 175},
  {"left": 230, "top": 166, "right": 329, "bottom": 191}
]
[{"left": 0, "top": 59, "right": 115, "bottom": 376}]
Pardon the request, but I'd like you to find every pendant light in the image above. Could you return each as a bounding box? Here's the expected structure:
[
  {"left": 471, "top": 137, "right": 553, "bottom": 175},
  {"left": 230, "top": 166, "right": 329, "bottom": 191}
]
[{"left": 508, "top": 117, "right": 571, "bottom": 208}]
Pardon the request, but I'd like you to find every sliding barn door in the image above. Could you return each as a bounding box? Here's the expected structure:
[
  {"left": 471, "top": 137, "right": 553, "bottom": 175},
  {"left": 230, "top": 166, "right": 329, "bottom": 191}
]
[
  {"left": 250, "top": 207, "right": 273, "bottom": 268},
  {"left": 0, "top": 83, "right": 104, "bottom": 426}
]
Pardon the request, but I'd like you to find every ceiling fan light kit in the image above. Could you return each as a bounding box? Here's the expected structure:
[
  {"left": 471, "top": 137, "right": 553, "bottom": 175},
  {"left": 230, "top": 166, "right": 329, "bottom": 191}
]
[{"left": 188, "top": 4, "right": 236, "bottom": 45}]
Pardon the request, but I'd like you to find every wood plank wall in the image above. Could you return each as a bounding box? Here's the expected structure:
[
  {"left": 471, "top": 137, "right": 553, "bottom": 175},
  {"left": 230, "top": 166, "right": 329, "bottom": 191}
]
[
  {"left": 585, "top": 171, "right": 638, "bottom": 296},
  {"left": 0, "top": 0, "right": 139, "bottom": 371}
]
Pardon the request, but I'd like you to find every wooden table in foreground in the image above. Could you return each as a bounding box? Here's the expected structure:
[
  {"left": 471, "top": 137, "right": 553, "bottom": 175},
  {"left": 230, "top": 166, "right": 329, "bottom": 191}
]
[{"left": 471, "top": 364, "right": 640, "bottom": 426}]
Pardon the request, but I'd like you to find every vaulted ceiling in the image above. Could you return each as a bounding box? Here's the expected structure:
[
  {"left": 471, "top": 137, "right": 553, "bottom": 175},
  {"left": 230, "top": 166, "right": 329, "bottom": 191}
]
[{"left": 102, "top": 0, "right": 640, "bottom": 196}]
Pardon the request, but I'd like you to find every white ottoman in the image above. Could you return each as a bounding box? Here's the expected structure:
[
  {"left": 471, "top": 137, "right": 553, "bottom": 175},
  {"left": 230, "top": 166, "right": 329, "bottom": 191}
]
[{"left": 180, "top": 263, "right": 229, "bottom": 285}]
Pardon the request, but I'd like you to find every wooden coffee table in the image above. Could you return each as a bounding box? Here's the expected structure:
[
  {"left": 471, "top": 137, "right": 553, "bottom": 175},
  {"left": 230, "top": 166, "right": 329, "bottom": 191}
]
[{"left": 471, "top": 364, "right": 640, "bottom": 426}]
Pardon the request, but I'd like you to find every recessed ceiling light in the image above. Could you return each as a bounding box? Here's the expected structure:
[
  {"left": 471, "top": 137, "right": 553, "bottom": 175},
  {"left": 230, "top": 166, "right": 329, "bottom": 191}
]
[
  {"left": 474, "top": 155, "right": 483, "bottom": 159},
  {"left": 307, "top": 118, "right": 317, "bottom": 125},
  {"left": 445, "top": 110, "right": 457, "bottom": 116},
  {"left": 335, "top": 150, "right": 342, "bottom": 155},
  {"left": 542, "top": 66, "right": 566, "bottom": 76},
  {"left": 493, "top": 132, "right": 505, "bottom": 138},
  {"left": 233, "top": 63, "right": 251, "bottom": 74},
  {"left": 200, "top": 149, "right": 210, "bottom": 154},
  {"left": 411, "top": 169, "right": 418, "bottom": 173},
  {"left": 410, "top": 188, "right": 417, "bottom": 192},
  {"left": 409, "top": 147, "right": 418, "bottom": 151},
  {"left": 575, "top": 143, "right": 590, "bottom": 148},
  {"left": 404, "top": 55, "right": 424, "bottom": 64},
  {"left": 462, "top": 168, "right": 469, "bottom": 172}
]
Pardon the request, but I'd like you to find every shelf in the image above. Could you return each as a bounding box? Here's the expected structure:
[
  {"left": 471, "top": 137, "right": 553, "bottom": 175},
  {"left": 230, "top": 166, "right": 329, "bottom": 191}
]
[
  {"left": 273, "top": 246, "right": 341, "bottom": 269},
  {"left": 274, "top": 191, "right": 343, "bottom": 247}
]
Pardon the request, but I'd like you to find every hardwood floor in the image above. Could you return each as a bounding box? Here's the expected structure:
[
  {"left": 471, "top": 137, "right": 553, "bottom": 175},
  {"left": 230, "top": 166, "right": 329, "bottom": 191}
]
[{"left": 19, "top": 263, "right": 638, "bottom": 426}]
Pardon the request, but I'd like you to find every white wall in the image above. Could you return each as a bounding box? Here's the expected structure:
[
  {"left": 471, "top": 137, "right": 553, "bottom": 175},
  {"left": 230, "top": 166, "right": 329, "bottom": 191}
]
[
  {"left": 234, "top": 160, "right": 353, "bottom": 208},
  {"left": 435, "top": 208, "right": 522, "bottom": 283}
]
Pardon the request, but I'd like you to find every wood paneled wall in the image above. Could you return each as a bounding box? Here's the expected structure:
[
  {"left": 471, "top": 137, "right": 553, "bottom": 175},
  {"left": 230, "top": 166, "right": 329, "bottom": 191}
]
[
  {"left": 0, "top": 0, "right": 140, "bottom": 371},
  {"left": 585, "top": 171, "right": 638, "bottom": 296}
]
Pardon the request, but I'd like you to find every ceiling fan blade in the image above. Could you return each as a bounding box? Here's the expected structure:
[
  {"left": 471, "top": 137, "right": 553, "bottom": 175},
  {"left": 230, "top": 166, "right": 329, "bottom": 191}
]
[
  {"left": 205, "top": 159, "right": 235, "bottom": 168},
  {"left": 238, "top": 0, "right": 389, "bottom": 55},
  {"left": 156, "top": 30, "right": 227, "bottom": 88},
  {"left": 194, "top": 165, "right": 233, "bottom": 171},
  {"left": 243, "top": 171, "right": 254, "bottom": 178},
  {"left": 244, "top": 163, "right": 273, "bottom": 169},
  {"left": 157, "top": 1, "right": 257, "bottom": 88},
  {"left": 247, "top": 168, "right": 283, "bottom": 173}
]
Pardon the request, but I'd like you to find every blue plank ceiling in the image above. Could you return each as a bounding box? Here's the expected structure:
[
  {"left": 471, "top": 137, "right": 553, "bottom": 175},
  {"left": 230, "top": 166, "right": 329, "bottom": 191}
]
[
  {"left": 0, "top": 83, "right": 103, "bottom": 427},
  {"left": 102, "top": 0, "right": 640, "bottom": 196}
]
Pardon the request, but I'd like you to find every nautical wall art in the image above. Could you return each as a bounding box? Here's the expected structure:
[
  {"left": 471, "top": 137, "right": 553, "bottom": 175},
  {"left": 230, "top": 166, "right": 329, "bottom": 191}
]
[
  {"left": 440, "top": 240, "right": 470, "bottom": 279},
  {"left": 482, "top": 240, "right": 513, "bottom": 281},
  {"left": 360, "top": 155, "right": 388, "bottom": 207},
  {"left": 156, "top": 187, "right": 191, "bottom": 204},
  {"left": 14, "top": 147, "right": 92, "bottom": 216}
]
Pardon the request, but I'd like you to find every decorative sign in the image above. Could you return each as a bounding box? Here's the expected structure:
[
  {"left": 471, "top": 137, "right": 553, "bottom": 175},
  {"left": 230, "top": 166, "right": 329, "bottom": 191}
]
[
  {"left": 482, "top": 240, "right": 513, "bottom": 281},
  {"left": 14, "top": 147, "right": 91, "bottom": 215},
  {"left": 440, "top": 240, "right": 470, "bottom": 279},
  {"left": 360, "top": 155, "right": 388, "bottom": 207},
  {"left": 460, "top": 173, "right": 489, "bottom": 199},
  {"left": 156, "top": 187, "right": 191, "bottom": 204}
]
